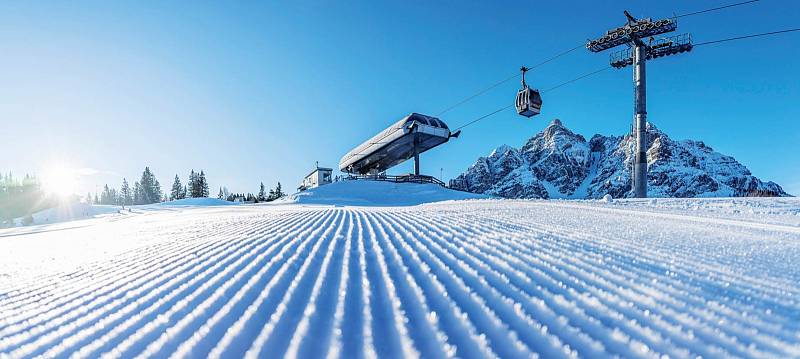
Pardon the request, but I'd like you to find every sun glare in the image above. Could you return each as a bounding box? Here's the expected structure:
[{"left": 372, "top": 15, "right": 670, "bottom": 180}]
[{"left": 41, "top": 164, "right": 78, "bottom": 197}]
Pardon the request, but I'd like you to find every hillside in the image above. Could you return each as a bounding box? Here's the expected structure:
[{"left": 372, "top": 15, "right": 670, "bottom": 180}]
[{"left": 284, "top": 180, "right": 488, "bottom": 206}]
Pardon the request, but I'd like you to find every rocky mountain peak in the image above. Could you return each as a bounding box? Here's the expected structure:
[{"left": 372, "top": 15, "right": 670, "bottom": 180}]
[{"left": 451, "top": 119, "right": 788, "bottom": 199}]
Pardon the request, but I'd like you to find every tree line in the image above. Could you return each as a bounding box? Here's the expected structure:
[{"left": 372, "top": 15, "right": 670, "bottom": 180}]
[
  {"left": 95, "top": 167, "right": 286, "bottom": 205},
  {"left": 0, "top": 173, "right": 55, "bottom": 226},
  {"left": 94, "top": 167, "right": 166, "bottom": 205},
  {"left": 218, "top": 181, "right": 285, "bottom": 203},
  {"left": 95, "top": 167, "right": 210, "bottom": 205}
]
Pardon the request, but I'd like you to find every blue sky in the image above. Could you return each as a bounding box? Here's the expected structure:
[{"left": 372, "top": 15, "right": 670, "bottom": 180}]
[{"left": 2, "top": 0, "right": 798, "bottom": 196}]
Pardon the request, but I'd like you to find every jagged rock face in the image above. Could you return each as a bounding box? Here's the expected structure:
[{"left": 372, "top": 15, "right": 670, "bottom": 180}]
[
  {"left": 451, "top": 119, "right": 789, "bottom": 199},
  {"left": 520, "top": 119, "right": 590, "bottom": 196}
]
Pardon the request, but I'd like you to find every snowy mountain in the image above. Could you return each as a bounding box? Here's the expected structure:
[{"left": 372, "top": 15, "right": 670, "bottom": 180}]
[{"left": 451, "top": 119, "right": 789, "bottom": 199}]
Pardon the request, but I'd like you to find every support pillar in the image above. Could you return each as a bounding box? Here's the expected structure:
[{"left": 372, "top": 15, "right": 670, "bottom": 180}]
[
  {"left": 632, "top": 42, "right": 648, "bottom": 198},
  {"left": 413, "top": 132, "right": 420, "bottom": 176}
]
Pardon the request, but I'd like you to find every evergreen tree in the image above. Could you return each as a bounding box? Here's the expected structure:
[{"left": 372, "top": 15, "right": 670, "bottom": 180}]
[
  {"left": 170, "top": 175, "right": 183, "bottom": 201},
  {"left": 188, "top": 170, "right": 198, "bottom": 198},
  {"left": 100, "top": 185, "right": 112, "bottom": 205},
  {"left": 120, "top": 178, "right": 132, "bottom": 206},
  {"left": 199, "top": 170, "right": 209, "bottom": 197},
  {"left": 137, "top": 167, "right": 161, "bottom": 204},
  {"left": 153, "top": 178, "right": 162, "bottom": 203},
  {"left": 86, "top": 192, "right": 93, "bottom": 204},
  {"left": 218, "top": 187, "right": 224, "bottom": 200},
  {"left": 133, "top": 181, "right": 142, "bottom": 205},
  {"left": 182, "top": 185, "right": 188, "bottom": 199},
  {"left": 258, "top": 182, "right": 266, "bottom": 202},
  {"left": 275, "top": 182, "right": 283, "bottom": 198}
]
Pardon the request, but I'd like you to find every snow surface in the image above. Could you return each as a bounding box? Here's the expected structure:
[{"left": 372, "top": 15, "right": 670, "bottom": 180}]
[
  {"left": 12, "top": 202, "right": 122, "bottom": 227},
  {"left": 157, "top": 198, "right": 239, "bottom": 207},
  {"left": 9, "top": 198, "right": 238, "bottom": 229},
  {"left": 283, "top": 180, "right": 488, "bottom": 206},
  {"left": 1, "top": 195, "right": 799, "bottom": 358}
]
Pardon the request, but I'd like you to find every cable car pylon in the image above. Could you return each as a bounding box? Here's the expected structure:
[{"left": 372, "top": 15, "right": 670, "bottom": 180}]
[{"left": 586, "top": 10, "right": 693, "bottom": 198}]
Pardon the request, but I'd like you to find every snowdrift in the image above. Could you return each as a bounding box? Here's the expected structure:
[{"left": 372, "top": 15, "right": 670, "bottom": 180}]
[
  {"left": 8, "top": 198, "right": 238, "bottom": 228},
  {"left": 13, "top": 202, "right": 121, "bottom": 226},
  {"left": 285, "top": 180, "right": 489, "bottom": 206}
]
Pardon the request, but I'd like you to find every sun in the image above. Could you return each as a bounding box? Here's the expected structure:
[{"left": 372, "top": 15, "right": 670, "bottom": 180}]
[{"left": 41, "top": 164, "right": 78, "bottom": 197}]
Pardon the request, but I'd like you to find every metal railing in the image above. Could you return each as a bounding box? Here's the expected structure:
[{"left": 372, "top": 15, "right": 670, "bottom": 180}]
[
  {"left": 343, "top": 173, "right": 446, "bottom": 187},
  {"left": 610, "top": 33, "right": 693, "bottom": 68}
]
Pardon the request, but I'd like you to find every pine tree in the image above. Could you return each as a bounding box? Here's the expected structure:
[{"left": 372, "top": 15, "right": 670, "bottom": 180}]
[
  {"left": 170, "top": 175, "right": 183, "bottom": 201},
  {"left": 218, "top": 187, "right": 224, "bottom": 199},
  {"left": 182, "top": 185, "right": 188, "bottom": 199},
  {"left": 199, "top": 170, "right": 209, "bottom": 197},
  {"left": 276, "top": 182, "right": 283, "bottom": 198},
  {"left": 133, "top": 181, "right": 141, "bottom": 205},
  {"left": 100, "top": 184, "right": 112, "bottom": 205},
  {"left": 86, "top": 192, "right": 93, "bottom": 204},
  {"left": 258, "top": 182, "right": 266, "bottom": 202},
  {"left": 120, "top": 178, "right": 132, "bottom": 206},
  {"left": 137, "top": 167, "right": 161, "bottom": 204},
  {"left": 188, "top": 170, "right": 198, "bottom": 198},
  {"left": 153, "top": 178, "right": 162, "bottom": 203}
]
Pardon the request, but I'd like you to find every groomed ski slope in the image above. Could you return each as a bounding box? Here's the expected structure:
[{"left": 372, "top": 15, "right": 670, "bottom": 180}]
[{"left": 1, "top": 196, "right": 800, "bottom": 358}]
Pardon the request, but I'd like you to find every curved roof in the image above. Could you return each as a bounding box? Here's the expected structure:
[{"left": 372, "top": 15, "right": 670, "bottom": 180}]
[{"left": 339, "top": 113, "right": 451, "bottom": 173}]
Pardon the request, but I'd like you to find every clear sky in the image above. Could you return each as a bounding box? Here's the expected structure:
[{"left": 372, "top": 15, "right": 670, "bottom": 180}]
[{"left": 2, "top": 0, "right": 799, "bottom": 196}]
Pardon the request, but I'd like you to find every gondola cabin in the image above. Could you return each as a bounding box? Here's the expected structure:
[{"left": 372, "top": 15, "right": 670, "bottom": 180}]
[
  {"left": 515, "top": 66, "right": 542, "bottom": 118},
  {"left": 516, "top": 87, "right": 542, "bottom": 118}
]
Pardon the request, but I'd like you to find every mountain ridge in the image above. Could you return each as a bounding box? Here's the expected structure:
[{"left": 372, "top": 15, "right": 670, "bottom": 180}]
[{"left": 450, "top": 119, "right": 789, "bottom": 199}]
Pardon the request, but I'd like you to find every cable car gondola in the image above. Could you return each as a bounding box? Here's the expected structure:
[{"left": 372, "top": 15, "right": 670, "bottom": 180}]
[{"left": 515, "top": 66, "right": 542, "bottom": 118}]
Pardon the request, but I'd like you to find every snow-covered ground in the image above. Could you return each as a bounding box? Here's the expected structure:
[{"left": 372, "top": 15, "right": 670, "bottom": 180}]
[
  {"left": 283, "top": 180, "right": 488, "bottom": 206},
  {"left": 10, "top": 202, "right": 122, "bottom": 227},
  {"left": 1, "top": 183, "right": 799, "bottom": 358},
  {"left": 8, "top": 197, "right": 239, "bottom": 228}
]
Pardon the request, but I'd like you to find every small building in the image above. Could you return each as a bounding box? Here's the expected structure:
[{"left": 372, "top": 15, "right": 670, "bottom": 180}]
[{"left": 299, "top": 165, "right": 333, "bottom": 191}]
